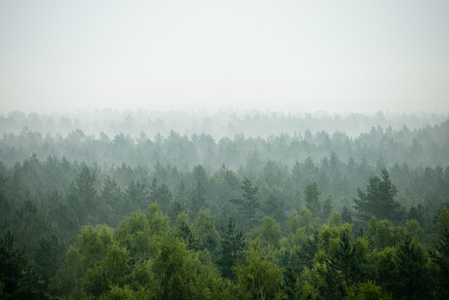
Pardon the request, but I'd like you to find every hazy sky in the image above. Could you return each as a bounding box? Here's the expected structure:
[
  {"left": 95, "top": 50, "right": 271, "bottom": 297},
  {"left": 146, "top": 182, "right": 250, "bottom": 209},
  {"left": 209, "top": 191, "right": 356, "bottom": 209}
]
[{"left": 1, "top": 0, "right": 448, "bottom": 114}]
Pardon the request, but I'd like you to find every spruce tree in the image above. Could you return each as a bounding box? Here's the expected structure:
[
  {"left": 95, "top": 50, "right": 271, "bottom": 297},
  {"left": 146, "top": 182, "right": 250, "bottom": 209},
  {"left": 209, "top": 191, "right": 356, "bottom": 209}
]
[
  {"left": 231, "top": 178, "right": 260, "bottom": 231},
  {"left": 0, "top": 231, "right": 50, "bottom": 299},
  {"left": 354, "top": 169, "right": 404, "bottom": 225},
  {"left": 304, "top": 181, "right": 321, "bottom": 217},
  {"left": 393, "top": 235, "right": 431, "bottom": 299},
  {"left": 432, "top": 207, "right": 449, "bottom": 299},
  {"left": 216, "top": 219, "right": 245, "bottom": 280}
]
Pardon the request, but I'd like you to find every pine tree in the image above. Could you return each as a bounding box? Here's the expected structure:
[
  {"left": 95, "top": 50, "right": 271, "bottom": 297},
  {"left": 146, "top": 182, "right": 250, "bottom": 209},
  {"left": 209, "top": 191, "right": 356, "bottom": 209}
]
[
  {"left": 173, "top": 212, "right": 198, "bottom": 251},
  {"left": 354, "top": 169, "right": 404, "bottom": 225},
  {"left": 319, "top": 230, "right": 363, "bottom": 298},
  {"left": 341, "top": 205, "right": 353, "bottom": 224},
  {"left": 0, "top": 231, "right": 50, "bottom": 299},
  {"left": 393, "top": 235, "right": 431, "bottom": 299},
  {"left": 432, "top": 207, "right": 449, "bottom": 299},
  {"left": 231, "top": 178, "right": 260, "bottom": 231},
  {"left": 304, "top": 181, "right": 321, "bottom": 216},
  {"left": 190, "top": 181, "right": 206, "bottom": 217},
  {"left": 216, "top": 219, "right": 245, "bottom": 280},
  {"left": 293, "top": 234, "right": 319, "bottom": 273}
]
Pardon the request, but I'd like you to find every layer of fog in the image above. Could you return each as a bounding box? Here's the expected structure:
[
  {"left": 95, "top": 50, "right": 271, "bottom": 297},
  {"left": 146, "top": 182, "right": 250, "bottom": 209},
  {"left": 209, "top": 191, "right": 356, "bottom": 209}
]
[{"left": 1, "top": 109, "right": 447, "bottom": 140}]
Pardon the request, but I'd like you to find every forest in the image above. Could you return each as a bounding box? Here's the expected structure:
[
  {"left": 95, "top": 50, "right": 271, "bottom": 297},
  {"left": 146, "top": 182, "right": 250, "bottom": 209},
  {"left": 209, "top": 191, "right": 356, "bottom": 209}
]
[{"left": 1, "top": 111, "right": 449, "bottom": 299}]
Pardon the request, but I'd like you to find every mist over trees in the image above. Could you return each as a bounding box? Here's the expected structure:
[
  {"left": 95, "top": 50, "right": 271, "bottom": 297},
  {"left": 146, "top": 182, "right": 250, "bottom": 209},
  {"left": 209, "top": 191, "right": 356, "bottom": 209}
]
[
  {"left": 1, "top": 109, "right": 447, "bottom": 140},
  {"left": 1, "top": 110, "right": 449, "bottom": 299}
]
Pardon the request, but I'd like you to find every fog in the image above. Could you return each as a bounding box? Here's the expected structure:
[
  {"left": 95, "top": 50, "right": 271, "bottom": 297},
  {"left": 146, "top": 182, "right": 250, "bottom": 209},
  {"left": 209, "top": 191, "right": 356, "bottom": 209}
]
[
  {"left": 1, "top": 1, "right": 449, "bottom": 114},
  {"left": 3, "top": 3, "right": 449, "bottom": 297},
  {"left": 1, "top": 109, "right": 448, "bottom": 140}
]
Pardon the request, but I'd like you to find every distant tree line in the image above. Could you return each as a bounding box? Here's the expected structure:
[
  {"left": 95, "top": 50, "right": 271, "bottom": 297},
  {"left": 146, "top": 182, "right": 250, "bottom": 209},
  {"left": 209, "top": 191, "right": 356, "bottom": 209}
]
[{"left": 1, "top": 117, "right": 449, "bottom": 173}]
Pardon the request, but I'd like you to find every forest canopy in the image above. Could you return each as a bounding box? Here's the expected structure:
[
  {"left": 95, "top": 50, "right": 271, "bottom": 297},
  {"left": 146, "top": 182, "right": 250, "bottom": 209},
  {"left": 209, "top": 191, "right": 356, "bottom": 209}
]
[{"left": 1, "top": 111, "right": 449, "bottom": 299}]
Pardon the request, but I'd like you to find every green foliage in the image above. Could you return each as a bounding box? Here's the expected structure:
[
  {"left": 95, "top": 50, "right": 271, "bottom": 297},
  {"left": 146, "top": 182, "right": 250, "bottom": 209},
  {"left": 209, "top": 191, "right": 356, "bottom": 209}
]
[
  {"left": 150, "top": 236, "right": 224, "bottom": 299},
  {"left": 49, "top": 224, "right": 113, "bottom": 298},
  {"left": 146, "top": 202, "right": 169, "bottom": 236},
  {"left": 322, "top": 195, "right": 333, "bottom": 222},
  {"left": 2, "top": 115, "right": 449, "bottom": 299},
  {"left": 114, "top": 210, "right": 153, "bottom": 260},
  {"left": 33, "top": 231, "right": 65, "bottom": 288},
  {"left": 354, "top": 169, "right": 404, "bottom": 226},
  {"left": 279, "top": 267, "right": 301, "bottom": 300},
  {"left": 173, "top": 212, "right": 198, "bottom": 250},
  {"left": 126, "top": 180, "right": 149, "bottom": 212},
  {"left": 318, "top": 223, "right": 352, "bottom": 256},
  {"left": 373, "top": 247, "right": 397, "bottom": 295},
  {"left": 329, "top": 211, "right": 343, "bottom": 227},
  {"left": 260, "top": 216, "right": 282, "bottom": 249},
  {"left": 191, "top": 181, "right": 207, "bottom": 217},
  {"left": 342, "top": 205, "right": 353, "bottom": 224},
  {"left": 149, "top": 179, "right": 173, "bottom": 215},
  {"left": 288, "top": 207, "right": 318, "bottom": 236},
  {"left": 235, "top": 245, "right": 284, "bottom": 300},
  {"left": 293, "top": 234, "right": 320, "bottom": 273},
  {"left": 237, "top": 178, "right": 260, "bottom": 232},
  {"left": 261, "top": 193, "right": 286, "bottom": 227},
  {"left": 193, "top": 210, "right": 220, "bottom": 254},
  {"left": 84, "top": 243, "right": 131, "bottom": 298},
  {"left": 49, "top": 245, "right": 85, "bottom": 298},
  {"left": 304, "top": 181, "right": 321, "bottom": 216},
  {"left": 0, "top": 230, "right": 50, "bottom": 299},
  {"left": 75, "top": 164, "right": 99, "bottom": 223},
  {"left": 405, "top": 219, "right": 424, "bottom": 242},
  {"left": 368, "top": 218, "right": 405, "bottom": 249},
  {"left": 393, "top": 235, "right": 432, "bottom": 299},
  {"left": 10, "top": 199, "right": 47, "bottom": 258},
  {"left": 98, "top": 285, "right": 142, "bottom": 300},
  {"left": 346, "top": 280, "right": 392, "bottom": 300},
  {"left": 431, "top": 207, "right": 449, "bottom": 299},
  {"left": 216, "top": 219, "right": 246, "bottom": 280},
  {"left": 77, "top": 224, "right": 113, "bottom": 266},
  {"left": 320, "top": 230, "right": 366, "bottom": 297}
]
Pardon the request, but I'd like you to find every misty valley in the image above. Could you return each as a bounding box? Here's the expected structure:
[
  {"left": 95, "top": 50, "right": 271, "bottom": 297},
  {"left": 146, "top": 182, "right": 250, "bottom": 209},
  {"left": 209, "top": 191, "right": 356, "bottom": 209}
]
[{"left": 1, "top": 110, "right": 449, "bottom": 299}]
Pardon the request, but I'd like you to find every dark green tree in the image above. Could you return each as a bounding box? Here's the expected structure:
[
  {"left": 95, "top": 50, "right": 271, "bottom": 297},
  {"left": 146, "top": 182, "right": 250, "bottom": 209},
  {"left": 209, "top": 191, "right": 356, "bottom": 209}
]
[
  {"left": 76, "top": 164, "right": 98, "bottom": 212},
  {"left": 292, "top": 234, "right": 319, "bottom": 273},
  {"left": 341, "top": 205, "right": 353, "bottom": 224},
  {"left": 48, "top": 200, "right": 79, "bottom": 246},
  {"left": 190, "top": 181, "right": 206, "bottom": 217},
  {"left": 10, "top": 199, "right": 47, "bottom": 258},
  {"left": 393, "top": 235, "right": 431, "bottom": 300},
  {"left": 354, "top": 169, "right": 404, "bottom": 225},
  {"left": 279, "top": 267, "right": 301, "bottom": 300},
  {"left": 149, "top": 179, "right": 173, "bottom": 214},
  {"left": 304, "top": 181, "right": 321, "bottom": 217},
  {"left": 322, "top": 195, "right": 333, "bottom": 222},
  {"left": 193, "top": 210, "right": 220, "bottom": 254},
  {"left": 84, "top": 243, "right": 130, "bottom": 298},
  {"left": 100, "top": 176, "right": 125, "bottom": 226},
  {"left": 33, "top": 231, "right": 65, "bottom": 289},
  {"left": 318, "top": 230, "right": 367, "bottom": 299},
  {"left": 0, "top": 231, "right": 50, "bottom": 299},
  {"left": 125, "top": 180, "right": 149, "bottom": 211},
  {"left": 168, "top": 180, "right": 188, "bottom": 224},
  {"left": 173, "top": 212, "right": 198, "bottom": 251},
  {"left": 260, "top": 216, "right": 282, "bottom": 249},
  {"left": 231, "top": 178, "right": 260, "bottom": 231},
  {"left": 431, "top": 206, "right": 449, "bottom": 299},
  {"left": 216, "top": 219, "right": 246, "bottom": 280},
  {"left": 261, "top": 193, "right": 286, "bottom": 227}
]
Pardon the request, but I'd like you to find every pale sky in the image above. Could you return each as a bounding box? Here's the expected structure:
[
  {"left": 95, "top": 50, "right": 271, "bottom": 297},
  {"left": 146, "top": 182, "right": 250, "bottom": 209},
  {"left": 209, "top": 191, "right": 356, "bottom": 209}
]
[{"left": 1, "top": 0, "right": 448, "bottom": 114}]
